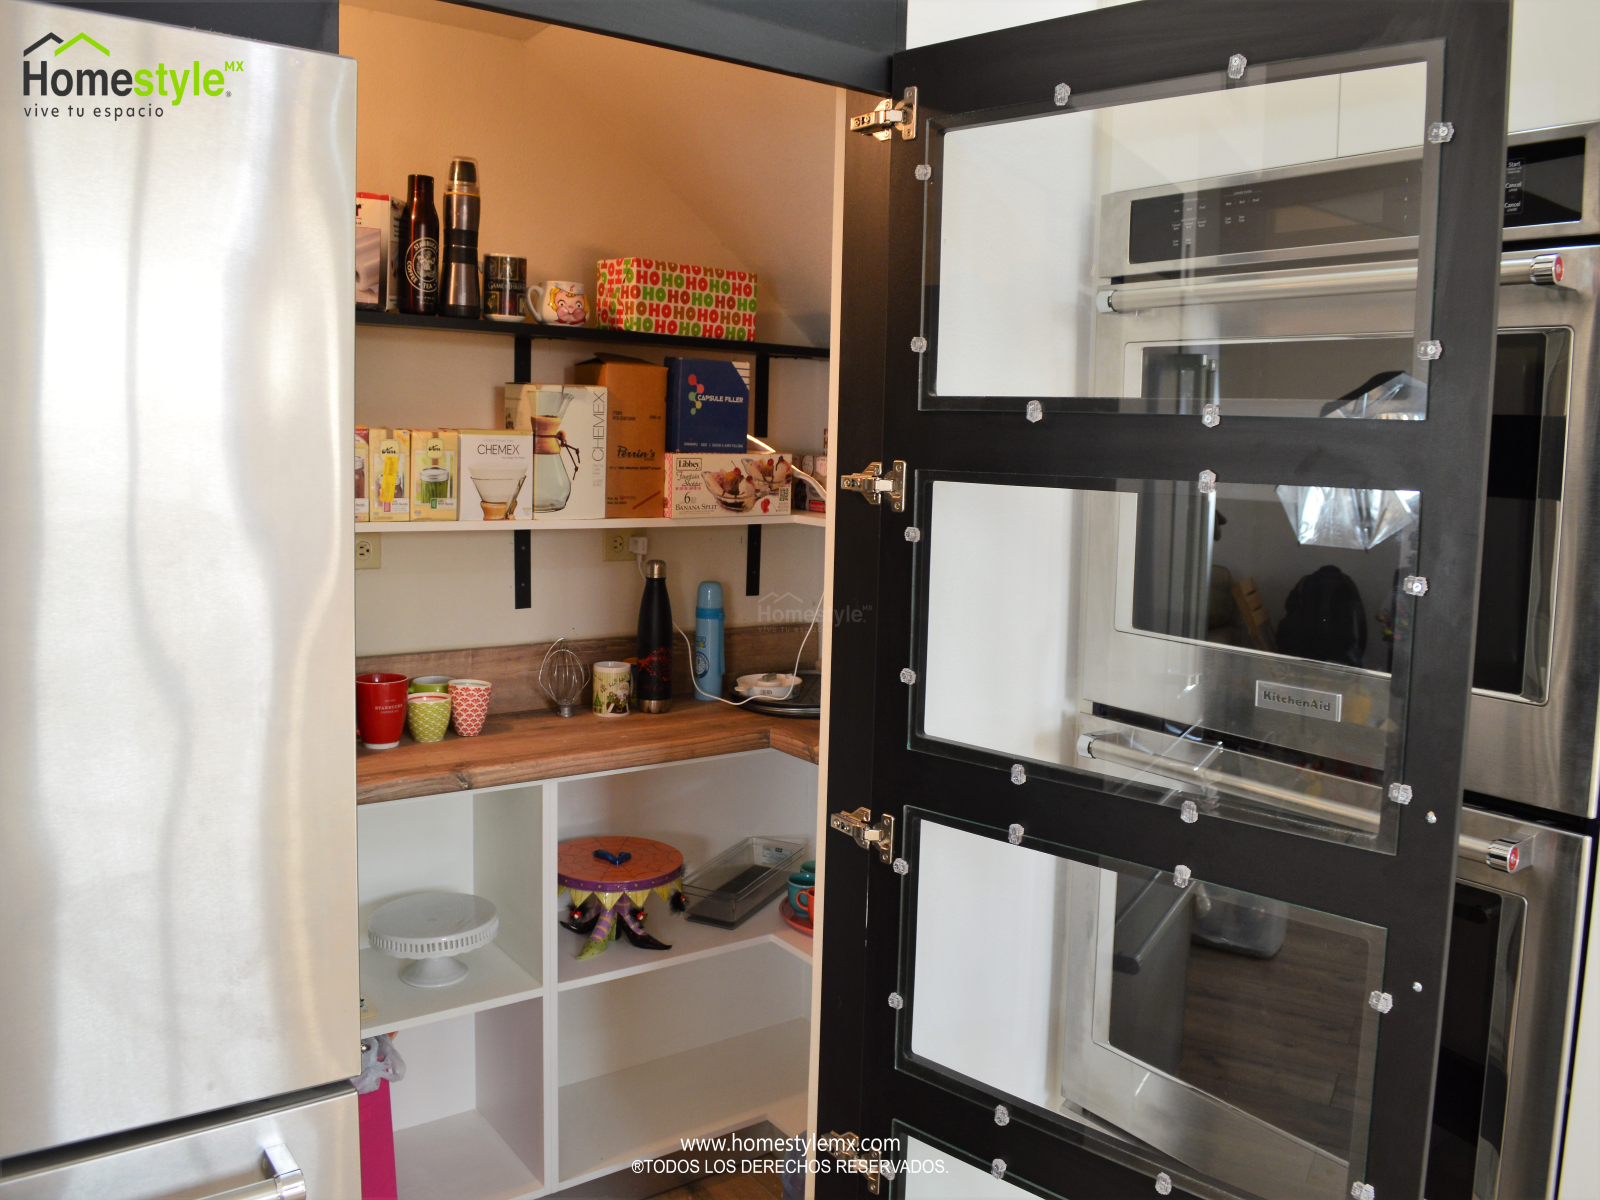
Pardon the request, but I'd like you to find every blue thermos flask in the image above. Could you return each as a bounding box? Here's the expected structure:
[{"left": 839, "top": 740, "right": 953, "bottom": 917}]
[{"left": 694, "top": 581, "right": 725, "bottom": 699}]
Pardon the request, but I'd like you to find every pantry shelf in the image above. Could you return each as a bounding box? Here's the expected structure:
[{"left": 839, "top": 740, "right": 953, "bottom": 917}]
[
  {"left": 393, "top": 1109, "right": 542, "bottom": 1200},
  {"left": 357, "top": 704, "right": 821, "bottom": 805},
  {"left": 557, "top": 1018, "right": 810, "bottom": 1185},
  {"left": 557, "top": 892, "right": 810, "bottom": 993},
  {"left": 361, "top": 513, "right": 824, "bottom": 534},
  {"left": 360, "top": 944, "right": 543, "bottom": 1037},
  {"left": 355, "top": 309, "right": 830, "bottom": 360}
]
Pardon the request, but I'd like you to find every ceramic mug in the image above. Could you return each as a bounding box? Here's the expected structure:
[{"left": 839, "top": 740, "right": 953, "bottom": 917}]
[
  {"left": 794, "top": 887, "right": 814, "bottom": 922},
  {"left": 787, "top": 870, "right": 815, "bottom": 909},
  {"left": 448, "top": 678, "right": 492, "bottom": 737},
  {"left": 593, "top": 661, "right": 631, "bottom": 717},
  {"left": 409, "top": 675, "right": 451, "bottom": 694},
  {"left": 801, "top": 860, "right": 817, "bottom": 875},
  {"left": 524, "top": 280, "right": 587, "bottom": 326},
  {"left": 407, "top": 693, "right": 451, "bottom": 743},
  {"left": 356, "top": 672, "right": 410, "bottom": 750}
]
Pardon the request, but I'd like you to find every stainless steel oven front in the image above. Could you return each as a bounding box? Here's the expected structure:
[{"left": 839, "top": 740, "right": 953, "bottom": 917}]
[{"left": 1087, "top": 123, "right": 1600, "bottom": 822}]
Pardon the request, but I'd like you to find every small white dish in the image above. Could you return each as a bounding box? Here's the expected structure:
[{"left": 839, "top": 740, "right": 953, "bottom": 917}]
[{"left": 735, "top": 671, "right": 801, "bottom": 699}]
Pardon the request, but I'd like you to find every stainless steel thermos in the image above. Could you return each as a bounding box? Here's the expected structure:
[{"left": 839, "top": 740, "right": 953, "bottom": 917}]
[{"left": 441, "top": 156, "right": 480, "bottom": 319}]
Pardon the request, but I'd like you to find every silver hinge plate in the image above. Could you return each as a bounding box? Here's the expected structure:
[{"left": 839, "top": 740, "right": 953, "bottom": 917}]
[
  {"left": 841, "top": 460, "right": 907, "bottom": 512},
  {"left": 830, "top": 807, "right": 895, "bottom": 864},
  {"left": 820, "top": 1132, "right": 885, "bottom": 1194},
  {"left": 849, "top": 87, "right": 918, "bottom": 141}
]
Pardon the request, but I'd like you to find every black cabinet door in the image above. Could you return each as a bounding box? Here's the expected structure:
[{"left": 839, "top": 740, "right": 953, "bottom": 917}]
[{"left": 818, "top": 4, "right": 1512, "bottom": 1199}]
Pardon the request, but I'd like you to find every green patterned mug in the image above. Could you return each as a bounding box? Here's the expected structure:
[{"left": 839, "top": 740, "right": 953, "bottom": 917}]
[{"left": 407, "top": 693, "right": 451, "bottom": 743}]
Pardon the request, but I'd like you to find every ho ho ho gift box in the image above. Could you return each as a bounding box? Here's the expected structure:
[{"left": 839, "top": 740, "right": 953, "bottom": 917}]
[{"left": 595, "top": 258, "right": 757, "bottom": 341}]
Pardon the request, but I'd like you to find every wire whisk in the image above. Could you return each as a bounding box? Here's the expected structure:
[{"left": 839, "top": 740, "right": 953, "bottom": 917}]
[{"left": 539, "top": 638, "right": 590, "bottom": 718}]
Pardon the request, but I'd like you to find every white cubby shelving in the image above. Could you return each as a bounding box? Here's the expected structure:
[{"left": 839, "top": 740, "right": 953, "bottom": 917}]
[{"left": 356, "top": 748, "right": 818, "bottom": 1199}]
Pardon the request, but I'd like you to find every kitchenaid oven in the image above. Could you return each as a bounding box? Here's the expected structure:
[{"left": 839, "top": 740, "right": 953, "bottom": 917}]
[{"left": 1010, "top": 121, "right": 1600, "bottom": 1200}]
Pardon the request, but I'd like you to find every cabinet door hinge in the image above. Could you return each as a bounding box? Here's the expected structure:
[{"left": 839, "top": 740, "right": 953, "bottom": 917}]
[
  {"left": 849, "top": 87, "right": 917, "bottom": 141},
  {"left": 820, "top": 1131, "right": 888, "bottom": 1194},
  {"left": 841, "top": 460, "right": 906, "bottom": 512},
  {"left": 830, "top": 808, "right": 895, "bottom": 863}
]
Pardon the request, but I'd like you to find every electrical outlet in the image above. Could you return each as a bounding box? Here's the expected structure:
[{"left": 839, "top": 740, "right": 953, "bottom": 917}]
[
  {"left": 355, "top": 532, "right": 382, "bottom": 570},
  {"left": 602, "top": 529, "right": 646, "bottom": 562}
]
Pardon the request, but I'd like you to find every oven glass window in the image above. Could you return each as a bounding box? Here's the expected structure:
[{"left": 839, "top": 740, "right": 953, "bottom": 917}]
[
  {"left": 1476, "top": 331, "right": 1566, "bottom": 701},
  {"left": 903, "top": 816, "right": 1386, "bottom": 1200},
  {"left": 917, "top": 476, "right": 1420, "bottom": 851},
  {"left": 925, "top": 56, "right": 1441, "bottom": 416}
]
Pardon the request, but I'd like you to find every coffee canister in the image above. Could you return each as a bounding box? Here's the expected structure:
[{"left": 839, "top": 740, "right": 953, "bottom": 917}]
[
  {"left": 593, "top": 661, "right": 631, "bottom": 717},
  {"left": 483, "top": 253, "right": 527, "bottom": 322}
]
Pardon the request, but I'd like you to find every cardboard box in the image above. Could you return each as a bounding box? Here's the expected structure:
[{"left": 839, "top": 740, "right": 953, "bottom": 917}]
[
  {"left": 595, "top": 257, "right": 756, "bottom": 341},
  {"left": 368, "top": 428, "right": 410, "bottom": 521},
  {"left": 355, "top": 426, "right": 370, "bottom": 521},
  {"left": 410, "top": 429, "right": 458, "bottom": 520},
  {"left": 355, "top": 193, "right": 389, "bottom": 310},
  {"left": 574, "top": 358, "right": 668, "bottom": 519},
  {"left": 664, "top": 452, "right": 791, "bottom": 518},
  {"left": 665, "top": 358, "right": 751, "bottom": 452},
  {"left": 503, "top": 385, "right": 608, "bottom": 520},
  {"left": 459, "top": 430, "right": 532, "bottom": 522}
]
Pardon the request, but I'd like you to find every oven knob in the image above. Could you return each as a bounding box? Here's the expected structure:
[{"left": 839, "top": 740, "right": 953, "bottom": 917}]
[
  {"left": 1530, "top": 254, "right": 1564, "bottom": 285},
  {"left": 1486, "top": 838, "right": 1525, "bottom": 873}
]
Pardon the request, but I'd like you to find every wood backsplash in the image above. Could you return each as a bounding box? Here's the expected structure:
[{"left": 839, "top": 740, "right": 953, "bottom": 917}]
[{"left": 356, "top": 622, "right": 819, "bottom": 714}]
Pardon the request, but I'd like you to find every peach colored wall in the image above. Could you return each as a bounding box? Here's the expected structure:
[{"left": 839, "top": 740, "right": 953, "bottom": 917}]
[{"left": 342, "top": 0, "right": 836, "bottom": 656}]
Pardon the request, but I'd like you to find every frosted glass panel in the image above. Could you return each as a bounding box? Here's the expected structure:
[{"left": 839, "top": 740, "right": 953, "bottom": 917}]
[
  {"left": 905, "top": 819, "right": 1385, "bottom": 1200},
  {"left": 919, "top": 477, "right": 1419, "bottom": 850},
  {"left": 929, "top": 61, "right": 1433, "bottom": 415},
  {"left": 901, "top": 1135, "right": 1052, "bottom": 1200}
]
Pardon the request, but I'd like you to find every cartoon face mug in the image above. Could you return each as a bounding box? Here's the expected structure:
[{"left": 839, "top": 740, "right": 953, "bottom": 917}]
[{"left": 525, "top": 280, "right": 588, "bottom": 326}]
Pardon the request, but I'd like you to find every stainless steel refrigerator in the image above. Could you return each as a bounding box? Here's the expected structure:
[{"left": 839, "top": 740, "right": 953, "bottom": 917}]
[{"left": 1, "top": 2, "right": 359, "bottom": 1194}]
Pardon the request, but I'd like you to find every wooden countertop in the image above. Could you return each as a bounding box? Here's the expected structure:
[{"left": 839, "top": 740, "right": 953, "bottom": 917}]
[{"left": 357, "top": 703, "right": 820, "bottom": 804}]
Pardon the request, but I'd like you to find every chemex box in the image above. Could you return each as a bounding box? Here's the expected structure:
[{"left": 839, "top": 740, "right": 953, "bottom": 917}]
[
  {"left": 665, "top": 358, "right": 751, "bottom": 452},
  {"left": 368, "top": 428, "right": 410, "bottom": 521},
  {"left": 664, "top": 452, "right": 791, "bottom": 518},
  {"left": 503, "top": 384, "right": 608, "bottom": 520},
  {"left": 459, "top": 430, "right": 533, "bottom": 521},
  {"left": 355, "top": 426, "right": 371, "bottom": 521},
  {"left": 410, "top": 429, "right": 458, "bottom": 521}
]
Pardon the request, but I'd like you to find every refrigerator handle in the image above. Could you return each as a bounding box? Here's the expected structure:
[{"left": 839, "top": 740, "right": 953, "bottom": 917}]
[{"left": 198, "top": 1144, "right": 306, "bottom": 1200}]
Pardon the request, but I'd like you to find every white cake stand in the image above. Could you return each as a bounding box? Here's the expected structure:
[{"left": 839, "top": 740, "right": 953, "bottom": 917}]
[{"left": 369, "top": 893, "right": 500, "bottom": 988}]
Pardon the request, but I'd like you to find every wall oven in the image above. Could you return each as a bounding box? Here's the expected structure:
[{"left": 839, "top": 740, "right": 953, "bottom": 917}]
[{"left": 1003, "top": 123, "right": 1598, "bottom": 1200}]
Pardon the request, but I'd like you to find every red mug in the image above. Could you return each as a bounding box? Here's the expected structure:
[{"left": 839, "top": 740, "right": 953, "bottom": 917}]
[
  {"left": 356, "top": 673, "right": 410, "bottom": 749},
  {"left": 795, "top": 887, "right": 814, "bottom": 922}
]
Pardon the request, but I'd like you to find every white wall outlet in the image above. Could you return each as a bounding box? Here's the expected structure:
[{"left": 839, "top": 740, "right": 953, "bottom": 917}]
[
  {"left": 355, "top": 532, "right": 382, "bottom": 569},
  {"left": 602, "top": 529, "right": 646, "bottom": 562}
]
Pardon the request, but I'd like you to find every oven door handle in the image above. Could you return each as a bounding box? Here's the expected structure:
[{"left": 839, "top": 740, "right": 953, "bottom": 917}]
[
  {"left": 1097, "top": 253, "right": 1565, "bottom": 313},
  {"left": 1077, "top": 733, "right": 1531, "bottom": 871}
]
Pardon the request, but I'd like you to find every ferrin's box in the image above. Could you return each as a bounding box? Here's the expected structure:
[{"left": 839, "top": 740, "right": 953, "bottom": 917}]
[{"left": 664, "top": 452, "right": 791, "bottom": 518}]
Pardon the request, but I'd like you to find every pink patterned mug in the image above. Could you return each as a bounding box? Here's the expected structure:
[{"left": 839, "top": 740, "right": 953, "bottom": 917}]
[{"left": 448, "top": 678, "right": 491, "bottom": 737}]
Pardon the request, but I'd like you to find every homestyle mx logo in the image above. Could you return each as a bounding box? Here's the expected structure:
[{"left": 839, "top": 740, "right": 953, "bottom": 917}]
[{"left": 22, "top": 28, "right": 244, "bottom": 121}]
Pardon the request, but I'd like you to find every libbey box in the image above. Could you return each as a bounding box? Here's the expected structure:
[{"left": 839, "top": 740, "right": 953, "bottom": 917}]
[
  {"left": 664, "top": 452, "right": 791, "bottom": 518},
  {"left": 459, "top": 430, "right": 532, "bottom": 522},
  {"left": 355, "top": 426, "right": 370, "bottom": 521},
  {"left": 368, "top": 428, "right": 410, "bottom": 521},
  {"left": 503, "top": 384, "right": 608, "bottom": 520},
  {"left": 409, "top": 429, "right": 458, "bottom": 521}
]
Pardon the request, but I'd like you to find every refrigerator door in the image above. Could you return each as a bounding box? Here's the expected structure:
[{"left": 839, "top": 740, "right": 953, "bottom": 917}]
[
  {"left": 0, "top": 2, "right": 357, "bottom": 1158},
  {"left": 0, "top": 1084, "right": 359, "bottom": 1199}
]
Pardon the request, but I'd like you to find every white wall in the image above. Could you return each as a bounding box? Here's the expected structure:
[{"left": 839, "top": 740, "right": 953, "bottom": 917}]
[
  {"left": 904, "top": 0, "right": 1600, "bottom": 133},
  {"left": 340, "top": 0, "right": 837, "bottom": 655}
]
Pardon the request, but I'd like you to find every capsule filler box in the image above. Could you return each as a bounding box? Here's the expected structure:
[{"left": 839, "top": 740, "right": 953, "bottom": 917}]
[{"left": 500, "top": 385, "right": 608, "bottom": 520}]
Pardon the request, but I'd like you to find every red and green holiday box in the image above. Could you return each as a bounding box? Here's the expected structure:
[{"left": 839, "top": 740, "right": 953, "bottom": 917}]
[{"left": 595, "top": 258, "right": 757, "bottom": 341}]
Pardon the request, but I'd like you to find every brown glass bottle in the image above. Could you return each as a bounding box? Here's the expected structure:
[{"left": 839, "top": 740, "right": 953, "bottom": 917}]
[{"left": 398, "top": 174, "right": 440, "bottom": 315}]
